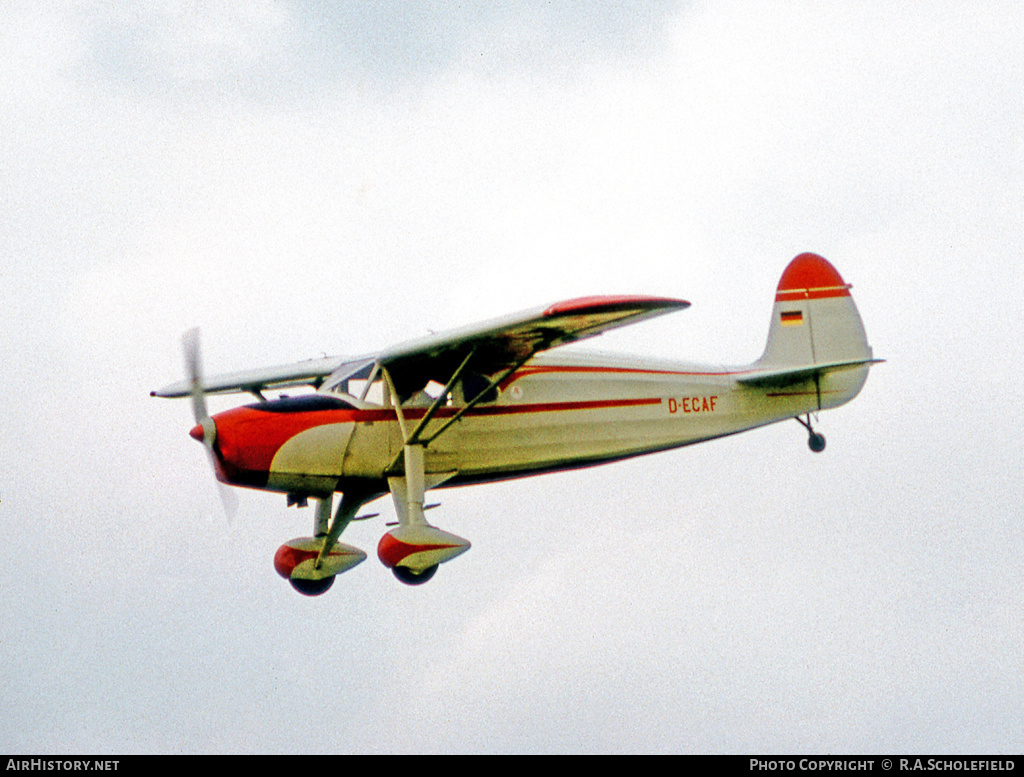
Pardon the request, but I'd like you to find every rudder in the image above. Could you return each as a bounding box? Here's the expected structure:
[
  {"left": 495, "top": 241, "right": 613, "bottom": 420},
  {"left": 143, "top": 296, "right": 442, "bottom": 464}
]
[{"left": 753, "top": 253, "right": 876, "bottom": 410}]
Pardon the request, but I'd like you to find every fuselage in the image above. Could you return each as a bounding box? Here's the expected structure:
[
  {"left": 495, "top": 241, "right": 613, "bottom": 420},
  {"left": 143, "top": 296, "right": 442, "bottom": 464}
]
[{"left": 207, "top": 348, "right": 868, "bottom": 498}]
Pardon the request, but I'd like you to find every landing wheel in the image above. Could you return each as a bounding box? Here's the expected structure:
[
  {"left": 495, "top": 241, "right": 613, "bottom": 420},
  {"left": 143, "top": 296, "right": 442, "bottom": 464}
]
[
  {"left": 289, "top": 575, "right": 336, "bottom": 596},
  {"left": 392, "top": 564, "right": 438, "bottom": 586},
  {"left": 796, "top": 414, "right": 826, "bottom": 454}
]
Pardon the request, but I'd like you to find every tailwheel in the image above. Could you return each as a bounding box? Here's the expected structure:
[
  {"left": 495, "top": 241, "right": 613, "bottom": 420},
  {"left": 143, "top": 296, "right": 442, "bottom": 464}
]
[
  {"left": 289, "top": 575, "right": 336, "bottom": 596},
  {"left": 796, "top": 413, "right": 826, "bottom": 453},
  {"left": 392, "top": 564, "right": 438, "bottom": 586}
]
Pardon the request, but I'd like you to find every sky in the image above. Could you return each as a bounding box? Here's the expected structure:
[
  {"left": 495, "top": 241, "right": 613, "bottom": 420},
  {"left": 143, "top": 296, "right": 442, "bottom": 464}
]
[{"left": 2, "top": 0, "right": 1022, "bottom": 755}]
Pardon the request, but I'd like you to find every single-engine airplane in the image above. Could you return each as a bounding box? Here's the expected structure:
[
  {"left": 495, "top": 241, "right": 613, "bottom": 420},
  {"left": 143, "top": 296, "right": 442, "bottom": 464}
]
[{"left": 153, "top": 252, "right": 880, "bottom": 595}]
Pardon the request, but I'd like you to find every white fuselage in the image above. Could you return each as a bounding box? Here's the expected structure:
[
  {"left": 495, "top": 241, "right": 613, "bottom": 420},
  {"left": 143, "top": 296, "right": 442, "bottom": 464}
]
[{"left": 254, "top": 349, "right": 868, "bottom": 495}]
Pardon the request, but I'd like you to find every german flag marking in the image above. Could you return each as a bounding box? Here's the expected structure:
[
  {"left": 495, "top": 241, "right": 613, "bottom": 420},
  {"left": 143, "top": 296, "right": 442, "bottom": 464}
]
[{"left": 780, "top": 310, "right": 804, "bottom": 326}]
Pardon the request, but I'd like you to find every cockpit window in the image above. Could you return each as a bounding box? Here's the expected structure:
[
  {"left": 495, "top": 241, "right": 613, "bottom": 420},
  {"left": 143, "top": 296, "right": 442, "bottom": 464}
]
[
  {"left": 323, "top": 358, "right": 376, "bottom": 396},
  {"left": 249, "top": 395, "right": 356, "bottom": 413}
]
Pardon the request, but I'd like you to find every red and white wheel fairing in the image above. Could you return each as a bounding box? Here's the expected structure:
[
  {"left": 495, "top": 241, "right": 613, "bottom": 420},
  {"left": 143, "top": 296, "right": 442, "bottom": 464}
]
[
  {"left": 377, "top": 525, "right": 471, "bottom": 573},
  {"left": 274, "top": 537, "right": 366, "bottom": 581}
]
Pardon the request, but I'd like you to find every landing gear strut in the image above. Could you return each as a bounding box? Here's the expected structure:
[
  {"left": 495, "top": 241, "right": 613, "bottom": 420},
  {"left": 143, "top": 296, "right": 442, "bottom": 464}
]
[
  {"left": 377, "top": 368, "right": 472, "bottom": 586},
  {"left": 796, "top": 413, "right": 826, "bottom": 453},
  {"left": 274, "top": 491, "right": 377, "bottom": 596}
]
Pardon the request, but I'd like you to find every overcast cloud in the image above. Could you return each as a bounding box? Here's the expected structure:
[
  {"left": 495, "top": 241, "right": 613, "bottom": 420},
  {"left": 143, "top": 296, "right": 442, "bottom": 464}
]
[{"left": 2, "top": 1, "right": 1022, "bottom": 754}]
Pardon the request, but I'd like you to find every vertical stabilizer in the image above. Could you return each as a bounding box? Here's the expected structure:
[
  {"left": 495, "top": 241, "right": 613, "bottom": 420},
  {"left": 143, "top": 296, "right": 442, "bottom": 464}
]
[
  {"left": 758, "top": 253, "right": 872, "bottom": 368},
  {"left": 752, "top": 253, "right": 875, "bottom": 410}
]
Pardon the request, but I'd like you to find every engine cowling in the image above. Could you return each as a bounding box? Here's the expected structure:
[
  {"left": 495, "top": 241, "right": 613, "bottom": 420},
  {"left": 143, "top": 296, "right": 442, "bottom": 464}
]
[
  {"left": 377, "top": 524, "right": 471, "bottom": 574},
  {"left": 274, "top": 537, "right": 366, "bottom": 595}
]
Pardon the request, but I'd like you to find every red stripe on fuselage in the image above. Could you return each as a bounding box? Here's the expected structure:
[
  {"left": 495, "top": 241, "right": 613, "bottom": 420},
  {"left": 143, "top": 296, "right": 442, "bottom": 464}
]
[
  {"left": 500, "top": 364, "right": 757, "bottom": 390},
  {"left": 211, "top": 360, "right": 793, "bottom": 481},
  {"left": 211, "top": 396, "right": 665, "bottom": 476}
]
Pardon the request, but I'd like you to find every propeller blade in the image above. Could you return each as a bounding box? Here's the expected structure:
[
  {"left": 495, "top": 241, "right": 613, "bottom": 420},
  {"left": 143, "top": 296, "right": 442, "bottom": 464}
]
[
  {"left": 213, "top": 466, "right": 238, "bottom": 522},
  {"left": 182, "top": 327, "right": 237, "bottom": 523},
  {"left": 183, "top": 327, "right": 208, "bottom": 425}
]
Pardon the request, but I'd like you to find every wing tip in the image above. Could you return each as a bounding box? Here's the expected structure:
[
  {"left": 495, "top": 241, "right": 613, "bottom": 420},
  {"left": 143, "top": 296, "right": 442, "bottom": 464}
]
[{"left": 544, "top": 295, "right": 690, "bottom": 317}]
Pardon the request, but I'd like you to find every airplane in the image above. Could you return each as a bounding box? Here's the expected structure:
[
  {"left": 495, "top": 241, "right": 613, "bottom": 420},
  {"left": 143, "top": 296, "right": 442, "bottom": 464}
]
[{"left": 152, "top": 252, "right": 880, "bottom": 595}]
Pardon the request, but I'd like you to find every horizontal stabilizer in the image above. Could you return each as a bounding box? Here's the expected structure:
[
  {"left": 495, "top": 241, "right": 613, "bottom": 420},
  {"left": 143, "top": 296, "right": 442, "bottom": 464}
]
[{"left": 736, "top": 358, "right": 884, "bottom": 388}]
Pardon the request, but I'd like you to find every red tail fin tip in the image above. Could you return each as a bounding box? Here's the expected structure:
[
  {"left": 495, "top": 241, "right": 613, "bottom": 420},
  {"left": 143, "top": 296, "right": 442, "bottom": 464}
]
[{"left": 776, "top": 253, "right": 851, "bottom": 302}]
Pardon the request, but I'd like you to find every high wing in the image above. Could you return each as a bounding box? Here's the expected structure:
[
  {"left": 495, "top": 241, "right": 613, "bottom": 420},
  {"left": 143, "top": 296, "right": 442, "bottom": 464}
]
[
  {"left": 372, "top": 295, "right": 691, "bottom": 400},
  {"left": 151, "top": 355, "right": 349, "bottom": 399},
  {"left": 151, "top": 295, "right": 690, "bottom": 402}
]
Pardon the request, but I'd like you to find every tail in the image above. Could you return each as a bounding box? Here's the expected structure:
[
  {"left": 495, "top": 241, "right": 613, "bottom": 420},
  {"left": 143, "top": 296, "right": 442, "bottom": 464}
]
[{"left": 740, "top": 253, "right": 879, "bottom": 410}]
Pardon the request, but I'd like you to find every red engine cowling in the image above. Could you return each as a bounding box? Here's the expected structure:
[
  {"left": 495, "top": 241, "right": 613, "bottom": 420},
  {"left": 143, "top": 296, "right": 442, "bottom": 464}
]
[{"left": 377, "top": 524, "right": 471, "bottom": 574}]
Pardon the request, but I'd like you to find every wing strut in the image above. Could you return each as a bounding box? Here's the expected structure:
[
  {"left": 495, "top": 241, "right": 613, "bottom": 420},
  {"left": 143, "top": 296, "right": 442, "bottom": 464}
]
[
  {"left": 381, "top": 366, "right": 411, "bottom": 442},
  {"left": 380, "top": 351, "right": 529, "bottom": 476},
  {"left": 403, "top": 348, "right": 477, "bottom": 446},
  {"left": 420, "top": 357, "right": 527, "bottom": 446}
]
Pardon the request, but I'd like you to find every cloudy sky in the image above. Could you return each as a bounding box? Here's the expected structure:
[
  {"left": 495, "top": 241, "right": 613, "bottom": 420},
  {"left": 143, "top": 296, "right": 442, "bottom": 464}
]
[{"left": 2, "top": 0, "right": 1022, "bottom": 754}]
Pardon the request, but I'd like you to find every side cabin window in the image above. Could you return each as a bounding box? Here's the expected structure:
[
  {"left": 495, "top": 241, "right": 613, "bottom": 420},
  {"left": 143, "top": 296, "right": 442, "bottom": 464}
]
[
  {"left": 323, "top": 361, "right": 500, "bottom": 408},
  {"left": 403, "top": 380, "right": 451, "bottom": 408},
  {"left": 460, "top": 371, "right": 499, "bottom": 404},
  {"left": 383, "top": 371, "right": 499, "bottom": 408},
  {"left": 347, "top": 376, "right": 385, "bottom": 405}
]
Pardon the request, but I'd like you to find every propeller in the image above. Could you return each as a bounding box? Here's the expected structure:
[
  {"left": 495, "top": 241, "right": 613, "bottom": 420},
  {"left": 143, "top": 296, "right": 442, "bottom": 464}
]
[{"left": 183, "top": 328, "right": 238, "bottom": 522}]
